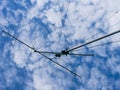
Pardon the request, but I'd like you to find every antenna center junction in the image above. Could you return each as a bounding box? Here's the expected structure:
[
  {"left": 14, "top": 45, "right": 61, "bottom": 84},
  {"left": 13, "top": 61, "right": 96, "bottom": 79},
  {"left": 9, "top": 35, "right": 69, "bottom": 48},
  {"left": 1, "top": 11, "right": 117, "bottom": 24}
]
[{"left": 55, "top": 50, "right": 69, "bottom": 57}]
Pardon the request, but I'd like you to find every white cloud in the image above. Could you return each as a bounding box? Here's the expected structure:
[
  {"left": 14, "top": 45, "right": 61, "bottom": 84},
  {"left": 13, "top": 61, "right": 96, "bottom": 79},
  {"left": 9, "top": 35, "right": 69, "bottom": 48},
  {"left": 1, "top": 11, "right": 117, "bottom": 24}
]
[
  {"left": 27, "top": 0, "right": 48, "bottom": 19},
  {"left": 46, "top": 8, "right": 62, "bottom": 27},
  {"left": 107, "top": 56, "right": 120, "bottom": 74},
  {"left": 11, "top": 44, "right": 29, "bottom": 68},
  {"left": 1, "top": 0, "right": 120, "bottom": 90},
  {"left": 0, "top": 16, "right": 8, "bottom": 26},
  {"left": 4, "top": 67, "right": 17, "bottom": 86},
  {"left": 87, "top": 67, "right": 108, "bottom": 90}
]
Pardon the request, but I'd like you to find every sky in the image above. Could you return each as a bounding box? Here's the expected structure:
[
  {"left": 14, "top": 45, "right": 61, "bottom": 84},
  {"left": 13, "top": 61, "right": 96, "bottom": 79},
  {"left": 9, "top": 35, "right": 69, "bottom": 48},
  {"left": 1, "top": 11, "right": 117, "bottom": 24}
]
[{"left": 0, "top": 0, "right": 120, "bottom": 90}]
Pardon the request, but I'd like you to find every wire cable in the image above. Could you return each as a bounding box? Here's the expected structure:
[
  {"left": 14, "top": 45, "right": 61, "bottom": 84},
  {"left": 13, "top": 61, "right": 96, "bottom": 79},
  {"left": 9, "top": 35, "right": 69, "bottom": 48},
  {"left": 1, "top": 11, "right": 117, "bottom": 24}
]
[
  {"left": 83, "top": 10, "right": 120, "bottom": 42},
  {"left": 81, "top": 0, "right": 100, "bottom": 24},
  {"left": 107, "top": 11, "right": 119, "bottom": 20},
  {"left": 84, "top": 21, "right": 120, "bottom": 41}
]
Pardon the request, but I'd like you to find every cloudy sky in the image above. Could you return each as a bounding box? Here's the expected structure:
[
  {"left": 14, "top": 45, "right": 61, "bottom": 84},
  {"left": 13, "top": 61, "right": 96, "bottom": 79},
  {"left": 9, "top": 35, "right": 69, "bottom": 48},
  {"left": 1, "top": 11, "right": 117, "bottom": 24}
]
[{"left": 0, "top": 0, "right": 120, "bottom": 90}]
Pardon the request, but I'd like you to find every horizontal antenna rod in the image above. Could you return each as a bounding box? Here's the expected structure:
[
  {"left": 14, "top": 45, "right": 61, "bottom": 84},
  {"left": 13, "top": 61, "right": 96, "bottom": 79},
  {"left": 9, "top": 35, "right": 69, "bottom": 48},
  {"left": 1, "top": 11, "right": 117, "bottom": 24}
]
[
  {"left": 67, "top": 29, "right": 120, "bottom": 52},
  {"left": 69, "top": 53, "right": 94, "bottom": 56}
]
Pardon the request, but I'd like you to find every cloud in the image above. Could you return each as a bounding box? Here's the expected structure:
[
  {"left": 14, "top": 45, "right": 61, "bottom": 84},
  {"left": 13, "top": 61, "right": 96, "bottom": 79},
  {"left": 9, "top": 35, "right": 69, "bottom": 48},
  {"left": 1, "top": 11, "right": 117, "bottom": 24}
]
[{"left": 1, "top": 0, "right": 120, "bottom": 90}]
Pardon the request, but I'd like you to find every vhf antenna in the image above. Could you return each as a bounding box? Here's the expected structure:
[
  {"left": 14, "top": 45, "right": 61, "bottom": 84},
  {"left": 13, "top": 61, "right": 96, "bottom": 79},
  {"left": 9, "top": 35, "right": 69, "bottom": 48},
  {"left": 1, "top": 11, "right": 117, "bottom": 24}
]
[
  {"left": 2, "top": 29, "right": 120, "bottom": 78},
  {"left": 2, "top": 30, "right": 82, "bottom": 78}
]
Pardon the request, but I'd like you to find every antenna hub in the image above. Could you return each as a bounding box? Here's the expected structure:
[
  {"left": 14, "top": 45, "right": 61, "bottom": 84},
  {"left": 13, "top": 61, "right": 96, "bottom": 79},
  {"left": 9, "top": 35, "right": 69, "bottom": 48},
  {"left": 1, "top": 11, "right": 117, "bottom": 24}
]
[
  {"left": 61, "top": 50, "right": 69, "bottom": 55},
  {"left": 55, "top": 53, "right": 61, "bottom": 57}
]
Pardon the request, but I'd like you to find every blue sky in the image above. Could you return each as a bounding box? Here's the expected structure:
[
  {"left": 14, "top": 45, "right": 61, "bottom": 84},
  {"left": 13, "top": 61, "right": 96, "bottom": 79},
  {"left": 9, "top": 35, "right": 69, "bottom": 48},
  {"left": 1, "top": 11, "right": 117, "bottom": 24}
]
[{"left": 0, "top": 0, "right": 120, "bottom": 90}]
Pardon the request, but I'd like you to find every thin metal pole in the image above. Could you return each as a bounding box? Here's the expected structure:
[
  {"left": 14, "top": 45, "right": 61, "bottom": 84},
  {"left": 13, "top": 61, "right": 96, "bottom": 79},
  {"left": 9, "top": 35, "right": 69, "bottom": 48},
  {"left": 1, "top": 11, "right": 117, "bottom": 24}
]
[
  {"left": 2, "top": 30, "right": 58, "bottom": 54},
  {"left": 67, "top": 29, "right": 120, "bottom": 52},
  {"left": 2, "top": 30, "right": 34, "bottom": 50},
  {"left": 39, "top": 53, "right": 81, "bottom": 78},
  {"left": 68, "top": 53, "right": 94, "bottom": 56}
]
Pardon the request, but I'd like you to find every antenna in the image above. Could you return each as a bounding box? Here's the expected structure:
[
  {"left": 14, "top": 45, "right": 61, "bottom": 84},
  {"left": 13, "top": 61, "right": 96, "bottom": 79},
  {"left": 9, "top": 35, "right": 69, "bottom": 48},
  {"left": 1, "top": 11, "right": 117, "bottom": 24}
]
[
  {"left": 3, "top": 29, "right": 120, "bottom": 78},
  {"left": 2, "top": 30, "right": 81, "bottom": 78}
]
